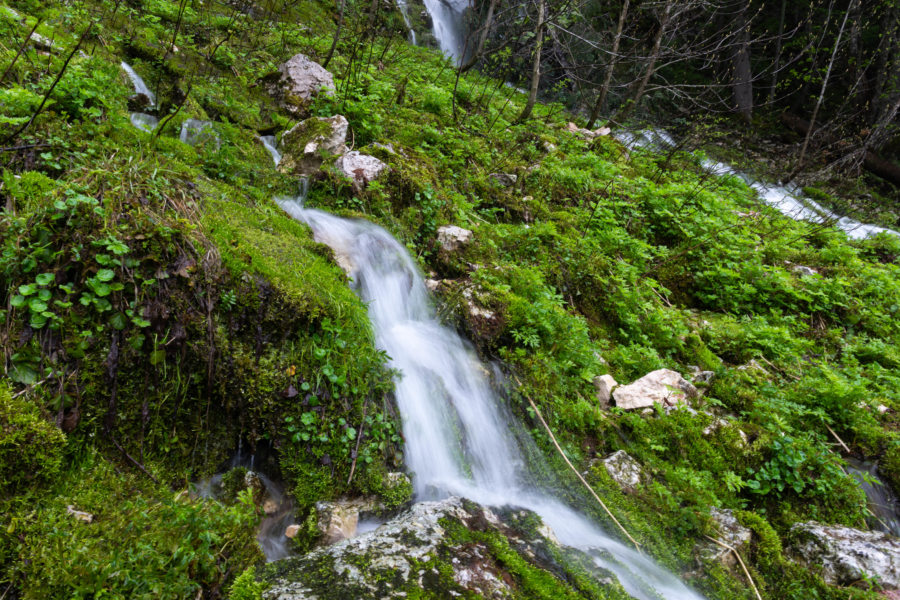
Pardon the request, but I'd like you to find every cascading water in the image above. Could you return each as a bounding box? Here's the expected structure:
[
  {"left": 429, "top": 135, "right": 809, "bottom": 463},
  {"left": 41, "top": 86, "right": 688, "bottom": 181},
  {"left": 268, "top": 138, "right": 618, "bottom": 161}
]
[
  {"left": 120, "top": 61, "right": 159, "bottom": 133},
  {"left": 616, "top": 129, "right": 899, "bottom": 240},
  {"left": 846, "top": 458, "right": 900, "bottom": 537},
  {"left": 395, "top": 0, "right": 416, "bottom": 44},
  {"left": 276, "top": 192, "right": 705, "bottom": 599},
  {"left": 421, "top": 0, "right": 469, "bottom": 59}
]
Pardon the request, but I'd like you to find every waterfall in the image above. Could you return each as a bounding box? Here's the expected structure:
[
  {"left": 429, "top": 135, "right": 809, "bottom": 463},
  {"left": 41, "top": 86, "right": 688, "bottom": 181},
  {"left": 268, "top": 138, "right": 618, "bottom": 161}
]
[
  {"left": 421, "top": 0, "right": 469, "bottom": 59},
  {"left": 395, "top": 0, "right": 416, "bottom": 44},
  {"left": 120, "top": 61, "right": 159, "bottom": 132},
  {"left": 277, "top": 194, "right": 706, "bottom": 600}
]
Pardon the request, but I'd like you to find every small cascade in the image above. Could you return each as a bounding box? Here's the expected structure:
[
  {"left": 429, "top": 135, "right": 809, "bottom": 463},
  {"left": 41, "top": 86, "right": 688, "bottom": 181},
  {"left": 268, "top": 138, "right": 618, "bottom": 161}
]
[
  {"left": 259, "top": 135, "right": 282, "bottom": 166},
  {"left": 277, "top": 194, "right": 705, "bottom": 600},
  {"left": 180, "top": 119, "right": 219, "bottom": 149},
  {"left": 395, "top": 0, "right": 416, "bottom": 44},
  {"left": 120, "top": 61, "right": 159, "bottom": 132},
  {"left": 846, "top": 458, "right": 900, "bottom": 537},
  {"left": 616, "top": 129, "right": 899, "bottom": 240}
]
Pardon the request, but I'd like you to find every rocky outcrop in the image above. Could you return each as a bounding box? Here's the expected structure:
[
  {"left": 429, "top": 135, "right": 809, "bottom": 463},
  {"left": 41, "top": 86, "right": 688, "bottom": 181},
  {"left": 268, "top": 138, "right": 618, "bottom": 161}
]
[
  {"left": 788, "top": 522, "right": 900, "bottom": 588},
  {"left": 612, "top": 369, "right": 698, "bottom": 411},
  {"left": 261, "top": 497, "right": 626, "bottom": 600},
  {"left": 603, "top": 450, "right": 643, "bottom": 493},
  {"left": 593, "top": 374, "right": 618, "bottom": 407},
  {"left": 267, "top": 53, "right": 335, "bottom": 116},
  {"left": 335, "top": 151, "right": 388, "bottom": 190},
  {"left": 700, "top": 509, "right": 752, "bottom": 568},
  {"left": 278, "top": 115, "right": 349, "bottom": 176},
  {"left": 489, "top": 173, "right": 518, "bottom": 187},
  {"left": 436, "top": 225, "right": 473, "bottom": 252}
]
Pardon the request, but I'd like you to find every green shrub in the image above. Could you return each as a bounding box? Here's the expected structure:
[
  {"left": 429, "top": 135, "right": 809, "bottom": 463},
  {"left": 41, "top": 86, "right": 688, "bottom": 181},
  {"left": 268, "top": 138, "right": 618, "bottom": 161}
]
[{"left": 229, "top": 566, "right": 264, "bottom": 600}]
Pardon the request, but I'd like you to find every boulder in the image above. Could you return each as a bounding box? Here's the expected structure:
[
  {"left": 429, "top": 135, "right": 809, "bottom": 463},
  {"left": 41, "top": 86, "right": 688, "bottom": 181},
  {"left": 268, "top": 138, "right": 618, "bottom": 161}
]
[
  {"left": 278, "top": 115, "right": 349, "bottom": 176},
  {"left": 700, "top": 509, "right": 752, "bottom": 568},
  {"left": 693, "top": 371, "right": 716, "bottom": 385},
  {"left": 269, "top": 53, "right": 335, "bottom": 116},
  {"left": 612, "top": 369, "right": 698, "bottom": 411},
  {"left": 593, "top": 374, "right": 618, "bottom": 408},
  {"left": 788, "top": 522, "right": 900, "bottom": 588},
  {"left": 489, "top": 173, "right": 518, "bottom": 187},
  {"left": 284, "top": 524, "right": 301, "bottom": 539},
  {"left": 602, "top": 450, "right": 643, "bottom": 493},
  {"left": 335, "top": 151, "right": 388, "bottom": 190},
  {"left": 437, "top": 225, "right": 473, "bottom": 252},
  {"left": 315, "top": 500, "right": 362, "bottom": 545},
  {"left": 261, "top": 497, "right": 627, "bottom": 600}
]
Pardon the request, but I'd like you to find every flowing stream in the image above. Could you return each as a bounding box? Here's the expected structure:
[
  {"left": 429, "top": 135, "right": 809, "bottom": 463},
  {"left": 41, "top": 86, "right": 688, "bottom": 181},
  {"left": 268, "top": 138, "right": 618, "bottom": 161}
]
[
  {"left": 120, "top": 61, "right": 159, "bottom": 133},
  {"left": 846, "top": 458, "right": 900, "bottom": 537},
  {"left": 616, "top": 129, "right": 899, "bottom": 240},
  {"left": 276, "top": 188, "right": 704, "bottom": 598}
]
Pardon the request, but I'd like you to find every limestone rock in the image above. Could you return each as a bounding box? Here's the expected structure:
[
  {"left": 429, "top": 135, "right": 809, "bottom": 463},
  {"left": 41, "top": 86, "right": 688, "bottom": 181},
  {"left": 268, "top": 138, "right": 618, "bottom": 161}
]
[
  {"left": 284, "top": 524, "right": 301, "bottom": 538},
  {"left": 261, "top": 497, "right": 626, "bottom": 600},
  {"left": 269, "top": 53, "right": 335, "bottom": 116},
  {"left": 489, "top": 173, "right": 518, "bottom": 187},
  {"left": 66, "top": 505, "right": 94, "bottom": 523},
  {"left": 603, "top": 450, "right": 643, "bottom": 493},
  {"left": 335, "top": 151, "right": 388, "bottom": 189},
  {"left": 437, "top": 225, "right": 473, "bottom": 252},
  {"left": 593, "top": 374, "right": 618, "bottom": 408},
  {"left": 788, "top": 522, "right": 900, "bottom": 588},
  {"left": 278, "top": 115, "right": 349, "bottom": 176},
  {"left": 566, "top": 122, "right": 612, "bottom": 140},
  {"left": 315, "top": 500, "right": 361, "bottom": 545},
  {"left": 701, "top": 509, "right": 752, "bottom": 567},
  {"left": 693, "top": 371, "right": 716, "bottom": 385},
  {"left": 612, "top": 369, "right": 698, "bottom": 411}
]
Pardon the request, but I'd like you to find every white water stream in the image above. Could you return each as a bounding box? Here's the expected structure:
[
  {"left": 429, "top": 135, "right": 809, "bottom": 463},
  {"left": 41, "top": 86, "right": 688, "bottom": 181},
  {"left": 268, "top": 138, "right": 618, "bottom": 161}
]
[
  {"left": 275, "top": 185, "right": 704, "bottom": 598},
  {"left": 616, "top": 129, "right": 899, "bottom": 240},
  {"left": 120, "top": 61, "right": 159, "bottom": 132}
]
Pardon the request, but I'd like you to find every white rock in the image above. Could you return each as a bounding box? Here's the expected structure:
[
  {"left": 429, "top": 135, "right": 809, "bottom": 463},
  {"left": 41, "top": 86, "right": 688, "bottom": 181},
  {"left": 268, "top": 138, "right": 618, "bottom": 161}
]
[
  {"left": 612, "top": 368, "right": 698, "bottom": 411},
  {"left": 602, "top": 450, "right": 643, "bottom": 493},
  {"left": 788, "top": 522, "right": 900, "bottom": 588},
  {"left": 278, "top": 115, "right": 349, "bottom": 176},
  {"left": 701, "top": 509, "right": 752, "bottom": 567},
  {"left": 275, "top": 53, "right": 335, "bottom": 115},
  {"left": 436, "top": 225, "right": 473, "bottom": 252},
  {"left": 66, "top": 505, "right": 94, "bottom": 523},
  {"left": 335, "top": 151, "right": 388, "bottom": 189},
  {"left": 593, "top": 374, "right": 618, "bottom": 407}
]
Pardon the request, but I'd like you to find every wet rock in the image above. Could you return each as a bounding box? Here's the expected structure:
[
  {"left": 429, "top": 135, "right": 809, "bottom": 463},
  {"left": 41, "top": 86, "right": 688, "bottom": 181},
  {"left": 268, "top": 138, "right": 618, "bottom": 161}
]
[
  {"left": 334, "top": 151, "right": 388, "bottom": 190},
  {"left": 701, "top": 509, "right": 752, "bottom": 568},
  {"left": 66, "top": 505, "right": 94, "bottom": 523},
  {"left": 593, "top": 374, "right": 618, "bottom": 408},
  {"left": 788, "top": 522, "right": 900, "bottom": 588},
  {"left": 437, "top": 225, "right": 473, "bottom": 252},
  {"left": 612, "top": 368, "right": 698, "bottom": 411},
  {"left": 603, "top": 450, "right": 643, "bottom": 493},
  {"left": 284, "top": 524, "right": 301, "bottom": 538},
  {"left": 489, "top": 173, "right": 517, "bottom": 187},
  {"left": 263, "top": 499, "right": 280, "bottom": 515},
  {"left": 278, "top": 115, "right": 349, "bottom": 176},
  {"left": 261, "top": 497, "right": 626, "bottom": 600},
  {"left": 315, "top": 500, "right": 362, "bottom": 545},
  {"left": 693, "top": 371, "right": 716, "bottom": 385},
  {"left": 127, "top": 93, "right": 153, "bottom": 112},
  {"left": 268, "top": 53, "right": 335, "bottom": 116}
]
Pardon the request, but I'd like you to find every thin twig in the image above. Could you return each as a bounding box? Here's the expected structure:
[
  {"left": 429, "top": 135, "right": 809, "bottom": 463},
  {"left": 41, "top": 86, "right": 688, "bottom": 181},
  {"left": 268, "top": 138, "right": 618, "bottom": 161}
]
[
  {"left": 346, "top": 397, "right": 369, "bottom": 485},
  {"left": 0, "top": 18, "right": 42, "bottom": 84},
  {"left": 3, "top": 22, "right": 93, "bottom": 144},
  {"left": 825, "top": 423, "right": 851, "bottom": 454},
  {"left": 704, "top": 534, "right": 763, "bottom": 600},
  {"left": 111, "top": 435, "right": 160, "bottom": 484},
  {"left": 516, "top": 377, "right": 642, "bottom": 552}
]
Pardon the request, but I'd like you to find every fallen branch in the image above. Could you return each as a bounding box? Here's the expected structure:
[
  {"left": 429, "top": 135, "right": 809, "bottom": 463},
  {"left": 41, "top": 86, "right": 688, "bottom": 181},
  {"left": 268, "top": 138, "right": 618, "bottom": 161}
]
[
  {"left": 515, "top": 377, "right": 642, "bottom": 552},
  {"left": 704, "top": 534, "right": 763, "bottom": 600},
  {"left": 0, "top": 18, "right": 42, "bottom": 84},
  {"left": 825, "top": 423, "right": 851, "bottom": 454}
]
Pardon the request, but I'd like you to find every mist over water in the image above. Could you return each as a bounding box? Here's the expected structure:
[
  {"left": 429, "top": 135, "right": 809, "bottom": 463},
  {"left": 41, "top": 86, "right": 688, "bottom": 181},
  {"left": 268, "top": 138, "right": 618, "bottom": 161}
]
[{"left": 277, "top": 195, "right": 706, "bottom": 600}]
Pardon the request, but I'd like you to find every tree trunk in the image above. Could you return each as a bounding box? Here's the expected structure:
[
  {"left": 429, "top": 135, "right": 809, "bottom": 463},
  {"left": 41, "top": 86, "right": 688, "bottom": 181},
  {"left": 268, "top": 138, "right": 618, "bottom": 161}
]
[
  {"left": 322, "top": 0, "right": 346, "bottom": 68},
  {"left": 518, "top": 0, "right": 546, "bottom": 122},
  {"left": 459, "top": 0, "right": 499, "bottom": 73},
  {"left": 767, "top": 0, "right": 786, "bottom": 103},
  {"left": 732, "top": 1, "right": 753, "bottom": 123},
  {"left": 617, "top": 1, "right": 671, "bottom": 122},
  {"left": 794, "top": 0, "right": 855, "bottom": 174},
  {"left": 587, "top": 0, "right": 629, "bottom": 128}
]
